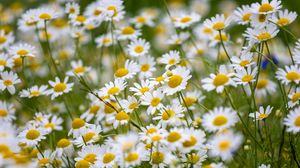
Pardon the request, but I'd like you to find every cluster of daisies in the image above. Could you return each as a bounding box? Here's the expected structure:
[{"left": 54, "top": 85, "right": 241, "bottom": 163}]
[{"left": 1, "top": 0, "right": 300, "bottom": 167}]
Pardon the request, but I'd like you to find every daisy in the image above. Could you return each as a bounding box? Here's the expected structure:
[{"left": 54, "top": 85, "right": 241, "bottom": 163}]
[
  {"left": 249, "top": 105, "right": 273, "bottom": 121},
  {"left": 283, "top": 107, "right": 300, "bottom": 134},
  {"left": 0, "top": 71, "right": 21, "bottom": 94},
  {"left": 139, "top": 124, "right": 163, "bottom": 142},
  {"left": 244, "top": 24, "right": 279, "bottom": 42},
  {"left": 259, "top": 164, "right": 271, "bottom": 168},
  {"left": 127, "top": 38, "right": 150, "bottom": 57},
  {"left": 67, "top": 60, "right": 91, "bottom": 77},
  {"left": 288, "top": 88, "right": 300, "bottom": 108},
  {"left": 250, "top": 0, "right": 282, "bottom": 14},
  {"left": 123, "top": 144, "right": 148, "bottom": 167},
  {"left": 69, "top": 15, "right": 87, "bottom": 26},
  {"left": 167, "top": 32, "right": 190, "bottom": 45},
  {"left": 231, "top": 52, "right": 255, "bottom": 70},
  {"left": 107, "top": 111, "right": 130, "bottom": 128},
  {"left": 94, "top": 145, "right": 121, "bottom": 167},
  {"left": 208, "top": 131, "right": 243, "bottom": 161},
  {"left": 180, "top": 128, "right": 206, "bottom": 153},
  {"left": 162, "top": 66, "right": 191, "bottom": 95},
  {"left": 161, "top": 128, "right": 186, "bottom": 150},
  {"left": 120, "top": 96, "right": 139, "bottom": 113},
  {"left": 271, "top": 9, "right": 297, "bottom": 27},
  {"left": 0, "top": 101, "right": 16, "bottom": 122},
  {"left": 276, "top": 65, "right": 300, "bottom": 85},
  {"left": 138, "top": 55, "right": 156, "bottom": 79},
  {"left": 95, "top": 33, "right": 114, "bottom": 47},
  {"left": 292, "top": 48, "right": 300, "bottom": 64},
  {"left": 153, "top": 103, "right": 185, "bottom": 127},
  {"left": 9, "top": 43, "right": 36, "bottom": 58},
  {"left": 202, "top": 65, "right": 236, "bottom": 93},
  {"left": 255, "top": 77, "right": 276, "bottom": 97},
  {"left": 130, "top": 79, "right": 155, "bottom": 96},
  {"left": 202, "top": 107, "right": 238, "bottom": 132},
  {"left": 47, "top": 77, "right": 74, "bottom": 99},
  {"left": 114, "top": 60, "right": 139, "bottom": 79},
  {"left": 55, "top": 138, "right": 74, "bottom": 157},
  {"left": 81, "top": 101, "right": 103, "bottom": 122},
  {"left": 184, "top": 149, "right": 208, "bottom": 167},
  {"left": 159, "top": 50, "right": 180, "bottom": 69},
  {"left": 101, "top": 0, "right": 125, "bottom": 22},
  {"left": 100, "top": 79, "right": 127, "bottom": 97},
  {"left": 141, "top": 90, "right": 165, "bottom": 115},
  {"left": 210, "top": 31, "right": 230, "bottom": 46},
  {"left": 181, "top": 90, "right": 206, "bottom": 110},
  {"left": 41, "top": 115, "right": 63, "bottom": 132},
  {"left": 0, "top": 53, "right": 13, "bottom": 71},
  {"left": 73, "top": 124, "right": 102, "bottom": 147},
  {"left": 250, "top": 14, "right": 270, "bottom": 28},
  {"left": 233, "top": 66, "right": 257, "bottom": 85},
  {"left": 65, "top": 2, "right": 80, "bottom": 16},
  {"left": 36, "top": 7, "right": 59, "bottom": 22},
  {"left": 131, "top": 13, "right": 155, "bottom": 28},
  {"left": 233, "top": 5, "right": 252, "bottom": 25},
  {"left": 19, "top": 85, "right": 48, "bottom": 98},
  {"left": 194, "top": 24, "right": 214, "bottom": 40},
  {"left": 0, "top": 30, "right": 14, "bottom": 50},
  {"left": 84, "top": 2, "right": 105, "bottom": 19},
  {"left": 148, "top": 147, "right": 173, "bottom": 168},
  {"left": 17, "top": 125, "right": 47, "bottom": 146},
  {"left": 75, "top": 144, "right": 102, "bottom": 166},
  {"left": 68, "top": 118, "right": 88, "bottom": 137},
  {"left": 173, "top": 12, "right": 201, "bottom": 29},
  {"left": 116, "top": 26, "right": 141, "bottom": 41},
  {"left": 204, "top": 14, "right": 231, "bottom": 31},
  {"left": 18, "top": 9, "right": 38, "bottom": 32},
  {"left": 37, "top": 150, "right": 56, "bottom": 167}
]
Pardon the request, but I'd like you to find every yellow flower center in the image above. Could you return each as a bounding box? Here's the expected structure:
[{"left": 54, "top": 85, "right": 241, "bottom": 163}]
[
  {"left": 39, "top": 13, "right": 52, "bottom": 20},
  {"left": 17, "top": 49, "right": 29, "bottom": 56},
  {"left": 83, "top": 132, "right": 96, "bottom": 142},
  {"left": 44, "top": 122, "right": 55, "bottom": 129},
  {"left": 84, "top": 153, "right": 97, "bottom": 164},
  {"left": 256, "top": 32, "right": 271, "bottom": 41},
  {"left": 168, "top": 75, "right": 183, "bottom": 88},
  {"left": 103, "top": 38, "right": 111, "bottom": 44},
  {"left": 134, "top": 45, "right": 144, "bottom": 53},
  {"left": 140, "top": 64, "right": 150, "bottom": 72},
  {"left": 259, "top": 3, "right": 273, "bottom": 13},
  {"left": 125, "top": 152, "right": 139, "bottom": 162},
  {"left": 239, "top": 60, "right": 250, "bottom": 67},
  {"left": 214, "top": 33, "right": 228, "bottom": 41},
  {"left": 89, "top": 105, "right": 100, "bottom": 114},
  {"left": 294, "top": 116, "right": 300, "bottom": 127},
  {"left": 258, "top": 113, "right": 268, "bottom": 120},
  {"left": 139, "top": 87, "right": 149, "bottom": 94},
  {"left": 203, "top": 27, "right": 213, "bottom": 34},
  {"left": 162, "top": 109, "right": 175, "bottom": 120},
  {"left": 277, "top": 18, "right": 290, "bottom": 26},
  {"left": 213, "top": 74, "right": 229, "bottom": 86},
  {"left": 213, "top": 22, "right": 225, "bottom": 30},
  {"left": 146, "top": 128, "right": 157, "bottom": 134},
  {"left": 150, "top": 97, "right": 161, "bottom": 107},
  {"left": 52, "top": 19, "right": 68, "bottom": 28},
  {"left": 26, "top": 129, "right": 40, "bottom": 140},
  {"left": 167, "top": 132, "right": 181, "bottom": 142},
  {"left": 104, "top": 102, "right": 117, "bottom": 114},
  {"left": 72, "top": 118, "right": 85, "bottom": 129},
  {"left": 74, "top": 66, "right": 86, "bottom": 74},
  {"left": 213, "top": 115, "right": 228, "bottom": 126},
  {"left": 182, "top": 136, "right": 197, "bottom": 147},
  {"left": 107, "top": 6, "right": 117, "bottom": 17},
  {"left": 242, "top": 13, "right": 252, "bottom": 22},
  {"left": 3, "top": 80, "right": 12, "bottom": 86},
  {"left": 136, "top": 16, "right": 146, "bottom": 23},
  {"left": 152, "top": 152, "right": 164, "bottom": 164},
  {"left": 122, "top": 26, "right": 135, "bottom": 35},
  {"left": 219, "top": 140, "right": 231, "bottom": 151},
  {"left": 257, "top": 79, "right": 268, "bottom": 89},
  {"left": 128, "top": 102, "right": 138, "bottom": 110},
  {"left": 107, "top": 87, "right": 120, "bottom": 95},
  {"left": 0, "top": 109, "right": 8, "bottom": 117},
  {"left": 115, "top": 68, "right": 129, "bottom": 77},
  {"left": 183, "top": 97, "right": 197, "bottom": 107},
  {"left": 168, "top": 58, "right": 176, "bottom": 65},
  {"left": 13, "top": 57, "right": 22, "bottom": 68},
  {"left": 30, "top": 91, "right": 40, "bottom": 97},
  {"left": 53, "top": 83, "right": 67, "bottom": 92},
  {"left": 180, "top": 16, "right": 192, "bottom": 23},
  {"left": 0, "top": 36, "right": 7, "bottom": 44},
  {"left": 38, "top": 158, "right": 50, "bottom": 165},
  {"left": 155, "top": 76, "right": 165, "bottom": 82},
  {"left": 103, "top": 153, "right": 115, "bottom": 164},
  {"left": 242, "top": 75, "right": 253, "bottom": 82},
  {"left": 76, "top": 160, "right": 90, "bottom": 168},
  {"left": 93, "top": 9, "right": 102, "bottom": 16},
  {"left": 76, "top": 15, "right": 86, "bottom": 23},
  {"left": 286, "top": 71, "right": 300, "bottom": 81},
  {"left": 0, "top": 59, "right": 6, "bottom": 66},
  {"left": 151, "top": 135, "right": 162, "bottom": 141},
  {"left": 187, "top": 153, "right": 200, "bottom": 164},
  {"left": 258, "top": 14, "right": 266, "bottom": 22},
  {"left": 292, "top": 92, "right": 300, "bottom": 102},
  {"left": 115, "top": 111, "right": 129, "bottom": 121},
  {"left": 57, "top": 138, "right": 71, "bottom": 148}
]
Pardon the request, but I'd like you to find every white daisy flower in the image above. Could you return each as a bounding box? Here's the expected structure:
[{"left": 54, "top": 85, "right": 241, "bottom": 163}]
[
  {"left": 17, "top": 125, "right": 47, "bottom": 146},
  {"left": 138, "top": 55, "right": 156, "bottom": 79},
  {"left": 250, "top": 14, "right": 270, "bottom": 28},
  {"left": 202, "top": 107, "right": 238, "bottom": 132},
  {"left": 18, "top": 9, "right": 39, "bottom": 32},
  {"left": 292, "top": 48, "right": 300, "bottom": 64},
  {"left": 55, "top": 138, "right": 74, "bottom": 157},
  {"left": 259, "top": 164, "right": 271, "bottom": 168},
  {"left": 244, "top": 24, "right": 279, "bottom": 42},
  {"left": 173, "top": 12, "right": 201, "bottom": 29},
  {"left": 73, "top": 124, "right": 102, "bottom": 147},
  {"left": 159, "top": 50, "right": 180, "bottom": 69},
  {"left": 37, "top": 150, "right": 56, "bottom": 167},
  {"left": 101, "top": 0, "right": 125, "bottom": 22},
  {"left": 41, "top": 115, "right": 63, "bottom": 132},
  {"left": 95, "top": 33, "right": 114, "bottom": 47},
  {"left": 210, "top": 31, "right": 230, "bottom": 46},
  {"left": 0, "top": 101, "right": 16, "bottom": 122},
  {"left": 69, "top": 15, "right": 88, "bottom": 26},
  {"left": 283, "top": 107, "right": 300, "bottom": 134},
  {"left": 208, "top": 131, "right": 243, "bottom": 161},
  {"left": 116, "top": 26, "right": 141, "bottom": 41},
  {"left": 163, "top": 66, "right": 192, "bottom": 95},
  {"left": 93, "top": 145, "right": 121, "bottom": 167},
  {"left": 130, "top": 79, "right": 155, "bottom": 96},
  {"left": 231, "top": 52, "right": 255, "bottom": 70},
  {"left": 0, "top": 53, "right": 13, "bottom": 71},
  {"left": 0, "top": 30, "right": 14, "bottom": 50},
  {"left": 84, "top": 1, "right": 105, "bottom": 19},
  {"left": 127, "top": 38, "right": 150, "bottom": 57},
  {"left": 81, "top": 101, "right": 103, "bottom": 122},
  {"left": 148, "top": 146, "right": 173, "bottom": 168},
  {"left": 181, "top": 90, "right": 206, "bottom": 110},
  {"left": 9, "top": 43, "right": 36, "bottom": 58},
  {"left": 233, "top": 5, "right": 252, "bottom": 25},
  {"left": 120, "top": 96, "right": 139, "bottom": 113},
  {"left": 107, "top": 110, "right": 130, "bottom": 128},
  {"left": 183, "top": 149, "right": 208, "bottom": 167},
  {"left": 75, "top": 144, "right": 102, "bottom": 167},
  {"left": 68, "top": 118, "right": 89, "bottom": 137},
  {"left": 180, "top": 127, "right": 206, "bottom": 153},
  {"left": 19, "top": 85, "right": 48, "bottom": 98},
  {"left": 162, "top": 128, "right": 187, "bottom": 151},
  {"left": 122, "top": 144, "right": 148, "bottom": 167},
  {"left": 271, "top": 9, "right": 297, "bottom": 27},
  {"left": 204, "top": 14, "right": 231, "bottom": 31},
  {"left": 130, "top": 13, "right": 155, "bottom": 28},
  {"left": 141, "top": 90, "right": 165, "bottom": 115},
  {"left": 255, "top": 77, "right": 276, "bottom": 97},
  {"left": 153, "top": 103, "right": 185, "bottom": 127},
  {"left": 276, "top": 65, "right": 300, "bottom": 85},
  {"left": 249, "top": 105, "right": 273, "bottom": 121},
  {"left": 250, "top": 0, "right": 282, "bottom": 14},
  {"left": 47, "top": 77, "right": 74, "bottom": 99},
  {"left": 0, "top": 71, "right": 21, "bottom": 94},
  {"left": 167, "top": 32, "right": 190, "bottom": 45},
  {"left": 36, "top": 7, "right": 59, "bottom": 21},
  {"left": 193, "top": 24, "right": 214, "bottom": 40},
  {"left": 114, "top": 60, "right": 139, "bottom": 79},
  {"left": 67, "top": 60, "right": 91, "bottom": 77},
  {"left": 233, "top": 66, "right": 257, "bottom": 85},
  {"left": 139, "top": 124, "right": 163, "bottom": 142},
  {"left": 288, "top": 88, "right": 300, "bottom": 108},
  {"left": 65, "top": 2, "right": 80, "bottom": 16},
  {"left": 100, "top": 79, "right": 127, "bottom": 97},
  {"left": 202, "top": 65, "right": 236, "bottom": 93}
]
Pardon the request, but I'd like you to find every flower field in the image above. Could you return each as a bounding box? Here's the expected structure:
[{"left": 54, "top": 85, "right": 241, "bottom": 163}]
[{"left": 1, "top": 0, "right": 300, "bottom": 167}]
